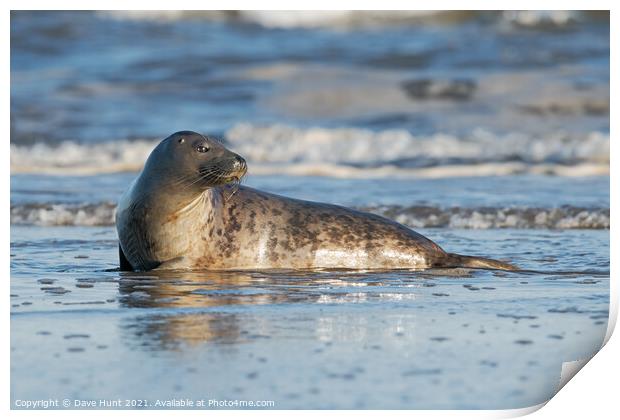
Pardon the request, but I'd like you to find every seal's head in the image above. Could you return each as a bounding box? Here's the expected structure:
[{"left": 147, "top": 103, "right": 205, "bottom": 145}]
[{"left": 143, "top": 131, "right": 247, "bottom": 192}]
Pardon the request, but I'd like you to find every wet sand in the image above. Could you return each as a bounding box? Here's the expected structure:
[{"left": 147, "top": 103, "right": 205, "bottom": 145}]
[{"left": 10, "top": 226, "right": 609, "bottom": 409}]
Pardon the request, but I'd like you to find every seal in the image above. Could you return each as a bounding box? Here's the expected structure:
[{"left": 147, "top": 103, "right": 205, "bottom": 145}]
[{"left": 116, "top": 131, "right": 518, "bottom": 272}]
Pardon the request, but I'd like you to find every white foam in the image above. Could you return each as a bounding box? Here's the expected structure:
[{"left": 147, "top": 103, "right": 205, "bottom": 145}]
[
  {"left": 10, "top": 124, "right": 609, "bottom": 177},
  {"left": 235, "top": 11, "right": 441, "bottom": 29},
  {"left": 11, "top": 202, "right": 116, "bottom": 227},
  {"left": 366, "top": 205, "right": 610, "bottom": 230},
  {"left": 246, "top": 162, "right": 609, "bottom": 179},
  {"left": 10, "top": 139, "right": 158, "bottom": 175},
  {"left": 98, "top": 10, "right": 447, "bottom": 28},
  {"left": 225, "top": 123, "right": 609, "bottom": 168},
  {"left": 500, "top": 11, "right": 579, "bottom": 28},
  {"left": 98, "top": 11, "right": 590, "bottom": 29},
  {"left": 10, "top": 202, "right": 608, "bottom": 229}
]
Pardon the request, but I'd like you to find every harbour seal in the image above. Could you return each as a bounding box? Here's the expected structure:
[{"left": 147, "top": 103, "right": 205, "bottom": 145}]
[{"left": 116, "top": 131, "right": 517, "bottom": 272}]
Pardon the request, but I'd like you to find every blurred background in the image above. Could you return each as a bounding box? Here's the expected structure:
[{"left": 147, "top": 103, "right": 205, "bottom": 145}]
[{"left": 10, "top": 10, "right": 609, "bottom": 227}]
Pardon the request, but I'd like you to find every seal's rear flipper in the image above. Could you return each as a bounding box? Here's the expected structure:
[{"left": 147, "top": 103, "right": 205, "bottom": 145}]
[
  {"left": 439, "top": 253, "right": 519, "bottom": 271},
  {"left": 119, "top": 244, "right": 134, "bottom": 271}
]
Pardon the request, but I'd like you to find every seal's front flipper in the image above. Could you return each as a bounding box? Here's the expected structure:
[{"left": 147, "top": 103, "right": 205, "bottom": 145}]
[
  {"left": 119, "top": 244, "right": 134, "bottom": 271},
  {"left": 155, "top": 256, "right": 186, "bottom": 270}
]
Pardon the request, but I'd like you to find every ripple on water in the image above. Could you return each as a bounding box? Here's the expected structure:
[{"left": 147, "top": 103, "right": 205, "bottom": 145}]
[
  {"left": 37, "top": 278, "right": 57, "bottom": 284},
  {"left": 63, "top": 334, "right": 90, "bottom": 339},
  {"left": 497, "top": 314, "right": 538, "bottom": 320},
  {"left": 40, "top": 286, "right": 71, "bottom": 295}
]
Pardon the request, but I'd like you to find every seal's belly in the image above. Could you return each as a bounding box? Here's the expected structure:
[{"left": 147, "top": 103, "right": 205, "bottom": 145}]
[
  {"left": 191, "top": 187, "right": 445, "bottom": 270},
  {"left": 200, "top": 227, "right": 435, "bottom": 269}
]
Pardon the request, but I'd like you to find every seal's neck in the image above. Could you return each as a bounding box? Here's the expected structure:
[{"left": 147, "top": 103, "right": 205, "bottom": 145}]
[
  {"left": 165, "top": 188, "right": 222, "bottom": 222},
  {"left": 133, "top": 172, "right": 201, "bottom": 211},
  {"left": 135, "top": 187, "right": 224, "bottom": 268}
]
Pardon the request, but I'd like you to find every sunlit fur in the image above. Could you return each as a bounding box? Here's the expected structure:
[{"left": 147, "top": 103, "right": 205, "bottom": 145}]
[{"left": 116, "top": 131, "right": 517, "bottom": 272}]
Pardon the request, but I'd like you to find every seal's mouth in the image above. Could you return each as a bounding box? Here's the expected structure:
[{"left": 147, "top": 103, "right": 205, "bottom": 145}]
[
  {"left": 198, "top": 156, "right": 247, "bottom": 187},
  {"left": 220, "top": 174, "right": 242, "bottom": 183}
]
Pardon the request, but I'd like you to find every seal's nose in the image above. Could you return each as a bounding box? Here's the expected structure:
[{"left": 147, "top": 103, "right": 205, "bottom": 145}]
[{"left": 232, "top": 155, "right": 247, "bottom": 174}]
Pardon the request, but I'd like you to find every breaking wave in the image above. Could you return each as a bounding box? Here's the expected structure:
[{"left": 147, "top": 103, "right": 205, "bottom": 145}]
[
  {"left": 11, "top": 202, "right": 117, "bottom": 227},
  {"left": 10, "top": 124, "right": 610, "bottom": 178},
  {"left": 226, "top": 124, "right": 609, "bottom": 167},
  {"left": 363, "top": 205, "right": 609, "bottom": 230},
  {"left": 98, "top": 11, "right": 600, "bottom": 30},
  {"left": 10, "top": 139, "right": 159, "bottom": 175},
  {"left": 11, "top": 202, "right": 609, "bottom": 229}
]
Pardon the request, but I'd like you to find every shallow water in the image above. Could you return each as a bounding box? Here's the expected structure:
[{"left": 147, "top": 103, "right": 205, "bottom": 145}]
[
  {"left": 10, "top": 10, "right": 610, "bottom": 410},
  {"left": 11, "top": 225, "right": 609, "bottom": 409}
]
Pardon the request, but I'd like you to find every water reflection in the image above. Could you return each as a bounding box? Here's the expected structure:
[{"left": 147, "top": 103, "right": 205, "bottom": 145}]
[
  {"left": 114, "top": 266, "right": 607, "bottom": 354},
  {"left": 118, "top": 269, "right": 399, "bottom": 307},
  {"left": 116, "top": 268, "right": 430, "bottom": 349}
]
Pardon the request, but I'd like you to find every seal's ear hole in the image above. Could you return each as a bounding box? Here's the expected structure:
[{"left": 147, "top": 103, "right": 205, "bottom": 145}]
[{"left": 178, "top": 138, "right": 185, "bottom": 144}]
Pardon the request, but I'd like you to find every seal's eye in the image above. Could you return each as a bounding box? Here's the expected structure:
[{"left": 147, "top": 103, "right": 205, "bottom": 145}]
[
  {"left": 196, "top": 145, "right": 210, "bottom": 153},
  {"left": 178, "top": 138, "right": 185, "bottom": 144}
]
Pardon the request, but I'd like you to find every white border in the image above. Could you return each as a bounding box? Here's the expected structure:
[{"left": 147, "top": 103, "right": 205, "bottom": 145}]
[{"left": 4, "top": 2, "right": 617, "bottom": 419}]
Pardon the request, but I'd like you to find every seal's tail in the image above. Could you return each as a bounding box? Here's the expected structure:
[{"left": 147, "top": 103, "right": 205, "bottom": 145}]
[{"left": 438, "top": 253, "right": 519, "bottom": 271}]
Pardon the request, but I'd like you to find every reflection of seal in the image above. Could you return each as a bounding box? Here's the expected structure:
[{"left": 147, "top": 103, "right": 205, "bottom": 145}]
[{"left": 116, "top": 131, "right": 517, "bottom": 272}]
